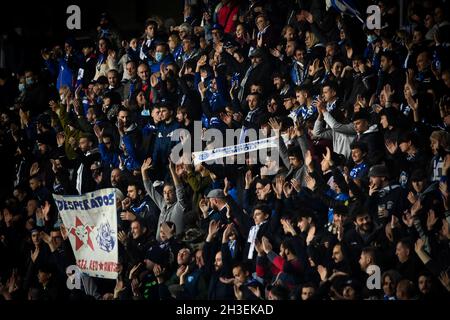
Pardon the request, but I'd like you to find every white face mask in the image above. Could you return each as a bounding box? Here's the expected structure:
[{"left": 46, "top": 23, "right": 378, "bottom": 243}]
[{"left": 60, "top": 95, "right": 65, "bottom": 103}]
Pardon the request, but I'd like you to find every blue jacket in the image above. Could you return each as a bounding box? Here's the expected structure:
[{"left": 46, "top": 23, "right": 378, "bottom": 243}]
[
  {"left": 149, "top": 54, "right": 175, "bottom": 74},
  {"left": 56, "top": 53, "right": 83, "bottom": 90},
  {"left": 152, "top": 120, "right": 180, "bottom": 166},
  {"left": 121, "top": 133, "right": 141, "bottom": 171},
  {"left": 98, "top": 142, "right": 120, "bottom": 169}
]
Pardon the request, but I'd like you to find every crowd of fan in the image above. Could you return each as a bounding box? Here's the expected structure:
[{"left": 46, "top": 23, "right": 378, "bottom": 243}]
[{"left": 1, "top": 0, "right": 450, "bottom": 300}]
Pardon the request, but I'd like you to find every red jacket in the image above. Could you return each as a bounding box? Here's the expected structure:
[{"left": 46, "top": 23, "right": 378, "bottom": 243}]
[{"left": 217, "top": 3, "right": 239, "bottom": 34}]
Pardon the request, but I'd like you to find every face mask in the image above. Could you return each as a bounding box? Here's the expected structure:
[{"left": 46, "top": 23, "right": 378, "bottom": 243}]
[
  {"left": 26, "top": 78, "right": 34, "bottom": 86},
  {"left": 18, "top": 83, "right": 25, "bottom": 92},
  {"left": 367, "top": 35, "right": 376, "bottom": 43},
  {"left": 60, "top": 94, "right": 65, "bottom": 102},
  {"left": 155, "top": 52, "right": 164, "bottom": 62}
]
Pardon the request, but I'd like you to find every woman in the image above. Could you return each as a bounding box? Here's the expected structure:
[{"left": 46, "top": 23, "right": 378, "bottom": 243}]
[
  {"left": 381, "top": 270, "right": 402, "bottom": 300},
  {"left": 94, "top": 38, "right": 118, "bottom": 80},
  {"left": 304, "top": 30, "right": 326, "bottom": 68}
]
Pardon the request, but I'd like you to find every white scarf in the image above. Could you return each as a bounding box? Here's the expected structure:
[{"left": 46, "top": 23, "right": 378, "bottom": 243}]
[{"left": 247, "top": 221, "right": 267, "bottom": 259}]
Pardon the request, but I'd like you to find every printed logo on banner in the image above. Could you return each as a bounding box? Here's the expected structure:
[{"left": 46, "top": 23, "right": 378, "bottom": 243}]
[
  {"left": 69, "top": 216, "right": 95, "bottom": 251},
  {"left": 96, "top": 221, "right": 116, "bottom": 253}
]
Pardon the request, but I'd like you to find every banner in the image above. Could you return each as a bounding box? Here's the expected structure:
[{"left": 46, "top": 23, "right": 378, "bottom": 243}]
[
  {"left": 192, "top": 136, "right": 278, "bottom": 165},
  {"left": 53, "top": 188, "right": 118, "bottom": 279}
]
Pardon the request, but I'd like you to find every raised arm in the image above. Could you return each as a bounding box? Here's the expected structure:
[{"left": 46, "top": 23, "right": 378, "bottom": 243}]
[{"left": 141, "top": 158, "right": 165, "bottom": 210}]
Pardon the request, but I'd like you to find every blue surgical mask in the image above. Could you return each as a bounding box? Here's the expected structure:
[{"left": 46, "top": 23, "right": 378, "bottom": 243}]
[
  {"left": 25, "top": 78, "right": 34, "bottom": 86},
  {"left": 155, "top": 52, "right": 164, "bottom": 62},
  {"left": 18, "top": 83, "right": 25, "bottom": 92}
]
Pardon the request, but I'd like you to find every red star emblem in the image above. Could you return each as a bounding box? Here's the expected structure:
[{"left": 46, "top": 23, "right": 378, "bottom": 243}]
[{"left": 69, "top": 216, "right": 95, "bottom": 251}]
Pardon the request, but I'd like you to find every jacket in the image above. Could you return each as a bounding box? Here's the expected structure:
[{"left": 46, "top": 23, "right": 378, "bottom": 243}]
[
  {"left": 143, "top": 178, "right": 188, "bottom": 241},
  {"left": 313, "top": 111, "right": 356, "bottom": 159}
]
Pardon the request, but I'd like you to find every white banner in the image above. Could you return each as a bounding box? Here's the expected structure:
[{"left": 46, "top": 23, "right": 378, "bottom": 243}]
[
  {"left": 192, "top": 136, "right": 279, "bottom": 165},
  {"left": 53, "top": 188, "right": 118, "bottom": 279}
]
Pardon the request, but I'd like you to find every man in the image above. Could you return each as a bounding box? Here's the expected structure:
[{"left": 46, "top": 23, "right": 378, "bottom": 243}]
[
  {"left": 151, "top": 102, "right": 180, "bottom": 179},
  {"left": 105, "top": 69, "right": 123, "bottom": 100},
  {"left": 300, "top": 283, "right": 316, "bottom": 300},
  {"left": 141, "top": 158, "right": 188, "bottom": 241},
  {"left": 32, "top": 265, "right": 60, "bottom": 300},
  {"left": 275, "top": 120, "right": 311, "bottom": 187},
  {"left": 281, "top": 89, "right": 299, "bottom": 123},
  {"left": 110, "top": 168, "right": 126, "bottom": 193},
  {"left": 243, "top": 175, "right": 275, "bottom": 218},
  {"left": 396, "top": 279, "right": 417, "bottom": 300},
  {"left": 136, "top": 63, "right": 151, "bottom": 100},
  {"left": 96, "top": 129, "right": 120, "bottom": 169},
  {"left": 415, "top": 51, "right": 435, "bottom": 92},
  {"left": 241, "top": 92, "right": 267, "bottom": 132},
  {"left": 243, "top": 204, "right": 279, "bottom": 265},
  {"left": 167, "top": 246, "right": 207, "bottom": 299},
  {"left": 202, "top": 221, "right": 235, "bottom": 300},
  {"left": 349, "top": 141, "right": 369, "bottom": 181},
  {"left": 55, "top": 38, "right": 83, "bottom": 91},
  {"left": 273, "top": 73, "right": 292, "bottom": 97},
  {"left": 97, "top": 12, "right": 121, "bottom": 49},
  {"left": 150, "top": 42, "right": 174, "bottom": 74},
  {"left": 377, "top": 50, "right": 405, "bottom": 104},
  {"left": 176, "top": 36, "right": 199, "bottom": 66},
  {"left": 28, "top": 176, "right": 51, "bottom": 206},
  {"left": 122, "top": 61, "right": 138, "bottom": 100},
  {"left": 386, "top": 131, "right": 429, "bottom": 187},
  {"left": 257, "top": 237, "right": 304, "bottom": 291},
  {"left": 117, "top": 107, "right": 141, "bottom": 174},
  {"left": 232, "top": 262, "right": 263, "bottom": 300},
  {"left": 198, "top": 76, "right": 228, "bottom": 130},
  {"left": 78, "top": 40, "right": 97, "bottom": 87},
  {"left": 295, "top": 85, "right": 317, "bottom": 122},
  {"left": 175, "top": 105, "right": 193, "bottom": 134},
  {"left": 22, "top": 69, "right": 49, "bottom": 117},
  {"left": 72, "top": 133, "right": 100, "bottom": 195},
  {"left": 359, "top": 247, "right": 379, "bottom": 283},
  {"left": 238, "top": 48, "right": 273, "bottom": 102},
  {"left": 137, "top": 244, "right": 171, "bottom": 300},
  {"left": 366, "top": 164, "right": 405, "bottom": 226},
  {"left": 200, "top": 189, "right": 250, "bottom": 236},
  {"left": 312, "top": 83, "right": 355, "bottom": 159},
  {"left": 396, "top": 238, "right": 423, "bottom": 282},
  {"left": 343, "top": 207, "right": 385, "bottom": 261},
  {"left": 120, "top": 182, "right": 159, "bottom": 234},
  {"left": 417, "top": 272, "right": 438, "bottom": 300},
  {"left": 351, "top": 110, "right": 384, "bottom": 165},
  {"left": 199, "top": 189, "right": 229, "bottom": 226},
  {"left": 139, "top": 19, "right": 159, "bottom": 63},
  {"left": 118, "top": 219, "right": 153, "bottom": 266},
  {"left": 254, "top": 14, "right": 277, "bottom": 49}
]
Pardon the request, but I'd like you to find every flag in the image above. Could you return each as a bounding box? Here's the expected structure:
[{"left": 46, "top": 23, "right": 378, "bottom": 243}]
[
  {"left": 329, "top": 0, "right": 364, "bottom": 24},
  {"left": 53, "top": 188, "right": 118, "bottom": 279},
  {"left": 192, "top": 136, "right": 279, "bottom": 166}
]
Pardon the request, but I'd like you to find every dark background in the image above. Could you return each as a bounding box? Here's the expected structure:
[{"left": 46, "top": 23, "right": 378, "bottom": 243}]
[{"left": 0, "top": 0, "right": 184, "bottom": 73}]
